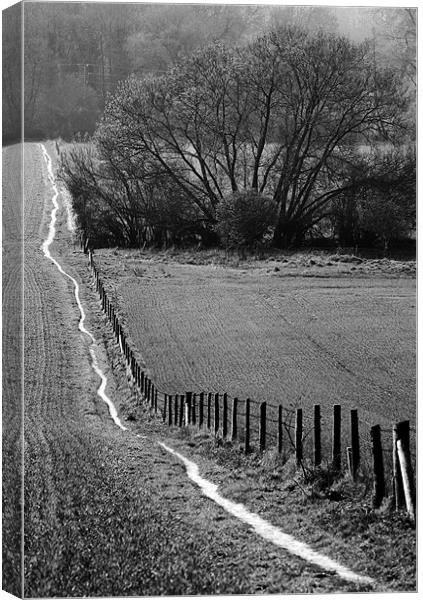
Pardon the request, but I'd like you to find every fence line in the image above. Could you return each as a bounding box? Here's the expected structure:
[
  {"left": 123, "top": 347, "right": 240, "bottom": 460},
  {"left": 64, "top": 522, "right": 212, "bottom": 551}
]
[{"left": 84, "top": 243, "right": 416, "bottom": 521}]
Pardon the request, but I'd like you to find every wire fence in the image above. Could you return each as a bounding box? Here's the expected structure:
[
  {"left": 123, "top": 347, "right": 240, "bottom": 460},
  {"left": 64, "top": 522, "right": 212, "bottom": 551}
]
[{"left": 83, "top": 239, "right": 416, "bottom": 520}]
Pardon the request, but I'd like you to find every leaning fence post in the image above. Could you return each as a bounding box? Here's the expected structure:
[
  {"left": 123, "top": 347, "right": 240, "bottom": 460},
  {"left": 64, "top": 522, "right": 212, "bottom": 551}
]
[
  {"left": 332, "top": 404, "right": 341, "bottom": 471},
  {"left": 245, "top": 398, "right": 250, "bottom": 454},
  {"left": 371, "top": 425, "right": 385, "bottom": 508},
  {"left": 278, "top": 405, "right": 283, "bottom": 454},
  {"left": 350, "top": 409, "right": 360, "bottom": 480},
  {"left": 393, "top": 420, "right": 409, "bottom": 510},
  {"left": 314, "top": 404, "right": 321, "bottom": 467},
  {"left": 259, "top": 402, "right": 266, "bottom": 452},
  {"left": 295, "top": 408, "right": 303, "bottom": 465},
  {"left": 222, "top": 393, "right": 228, "bottom": 438},
  {"left": 396, "top": 438, "right": 416, "bottom": 523},
  {"left": 231, "top": 397, "right": 238, "bottom": 441},
  {"left": 214, "top": 393, "right": 220, "bottom": 435}
]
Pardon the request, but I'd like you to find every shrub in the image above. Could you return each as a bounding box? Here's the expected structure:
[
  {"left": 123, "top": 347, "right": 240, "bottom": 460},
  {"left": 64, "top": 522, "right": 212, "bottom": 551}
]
[{"left": 215, "top": 190, "right": 277, "bottom": 250}]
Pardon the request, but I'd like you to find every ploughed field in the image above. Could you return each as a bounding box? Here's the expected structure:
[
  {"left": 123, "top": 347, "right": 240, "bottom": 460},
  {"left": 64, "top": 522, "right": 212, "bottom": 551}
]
[
  {"left": 15, "top": 141, "right": 390, "bottom": 596},
  {"left": 96, "top": 250, "right": 416, "bottom": 462}
]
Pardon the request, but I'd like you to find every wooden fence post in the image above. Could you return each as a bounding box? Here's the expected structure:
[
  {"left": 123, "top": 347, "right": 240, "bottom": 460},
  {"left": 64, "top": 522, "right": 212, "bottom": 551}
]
[
  {"left": 259, "top": 402, "right": 266, "bottom": 452},
  {"left": 346, "top": 447, "right": 353, "bottom": 476},
  {"left": 231, "top": 397, "right": 238, "bottom": 441},
  {"left": 278, "top": 405, "right": 283, "bottom": 454},
  {"left": 371, "top": 425, "right": 385, "bottom": 508},
  {"left": 168, "top": 395, "right": 173, "bottom": 426},
  {"left": 396, "top": 438, "right": 416, "bottom": 522},
  {"left": 332, "top": 404, "right": 341, "bottom": 471},
  {"left": 214, "top": 393, "right": 220, "bottom": 435},
  {"left": 186, "top": 392, "right": 192, "bottom": 425},
  {"left": 295, "top": 408, "right": 303, "bottom": 465},
  {"left": 207, "top": 393, "right": 212, "bottom": 430},
  {"left": 154, "top": 389, "right": 158, "bottom": 413},
  {"left": 393, "top": 420, "right": 409, "bottom": 510},
  {"left": 163, "top": 395, "right": 167, "bottom": 423},
  {"left": 222, "top": 393, "right": 228, "bottom": 438},
  {"left": 192, "top": 393, "right": 197, "bottom": 426},
  {"left": 245, "top": 398, "right": 250, "bottom": 454},
  {"left": 314, "top": 404, "right": 321, "bottom": 467},
  {"left": 179, "top": 395, "right": 185, "bottom": 427},
  {"left": 350, "top": 409, "right": 360, "bottom": 480},
  {"left": 174, "top": 394, "right": 178, "bottom": 425},
  {"left": 199, "top": 392, "right": 204, "bottom": 428}
]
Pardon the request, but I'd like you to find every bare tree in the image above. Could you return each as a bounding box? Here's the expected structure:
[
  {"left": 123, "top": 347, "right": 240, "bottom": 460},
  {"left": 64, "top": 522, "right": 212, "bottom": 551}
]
[{"left": 97, "top": 26, "right": 406, "bottom": 247}]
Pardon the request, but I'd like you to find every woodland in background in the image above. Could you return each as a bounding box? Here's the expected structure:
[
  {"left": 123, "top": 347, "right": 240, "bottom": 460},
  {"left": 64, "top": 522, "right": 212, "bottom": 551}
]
[
  {"left": 3, "top": 3, "right": 416, "bottom": 252},
  {"left": 3, "top": 4, "right": 416, "bottom": 142}
]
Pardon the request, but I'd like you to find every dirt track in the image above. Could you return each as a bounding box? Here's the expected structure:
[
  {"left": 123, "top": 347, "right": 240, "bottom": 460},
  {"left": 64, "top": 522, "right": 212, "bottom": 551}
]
[{"left": 4, "top": 142, "right": 384, "bottom": 596}]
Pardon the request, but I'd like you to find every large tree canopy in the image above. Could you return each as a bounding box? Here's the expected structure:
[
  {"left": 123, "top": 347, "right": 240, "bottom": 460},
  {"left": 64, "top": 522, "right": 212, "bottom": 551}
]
[{"left": 96, "top": 26, "right": 406, "bottom": 246}]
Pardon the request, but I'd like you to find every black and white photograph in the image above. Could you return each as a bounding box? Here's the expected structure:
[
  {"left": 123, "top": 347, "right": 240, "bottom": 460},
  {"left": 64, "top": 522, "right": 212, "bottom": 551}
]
[{"left": 2, "top": 1, "right": 417, "bottom": 597}]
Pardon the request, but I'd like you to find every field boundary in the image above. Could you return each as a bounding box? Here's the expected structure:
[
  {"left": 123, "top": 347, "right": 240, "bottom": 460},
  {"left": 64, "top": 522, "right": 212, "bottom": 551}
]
[{"left": 81, "top": 237, "right": 416, "bottom": 522}]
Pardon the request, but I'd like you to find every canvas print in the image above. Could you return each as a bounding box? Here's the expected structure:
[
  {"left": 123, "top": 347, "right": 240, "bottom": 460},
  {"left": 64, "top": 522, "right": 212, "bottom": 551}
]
[{"left": 2, "top": 2, "right": 416, "bottom": 596}]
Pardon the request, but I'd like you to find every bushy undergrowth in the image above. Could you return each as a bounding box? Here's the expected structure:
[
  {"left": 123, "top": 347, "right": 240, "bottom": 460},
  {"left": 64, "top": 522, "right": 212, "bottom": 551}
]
[{"left": 215, "top": 190, "right": 277, "bottom": 251}]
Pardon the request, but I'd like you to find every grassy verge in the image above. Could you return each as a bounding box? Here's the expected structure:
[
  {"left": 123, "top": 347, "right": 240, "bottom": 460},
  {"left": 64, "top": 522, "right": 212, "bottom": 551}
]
[
  {"left": 151, "top": 423, "right": 416, "bottom": 591},
  {"left": 97, "top": 245, "right": 416, "bottom": 277},
  {"left": 97, "top": 320, "right": 416, "bottom": 593},
  {"left": 81, "top": 244, "right": 416, "bottom": 593},
  {"left": 61, "top": 231, "right": 416, "bottom": 593}
]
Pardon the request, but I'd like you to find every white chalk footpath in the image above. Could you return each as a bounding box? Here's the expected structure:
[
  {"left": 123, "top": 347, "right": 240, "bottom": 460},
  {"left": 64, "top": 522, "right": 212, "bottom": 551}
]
[
  {"left": 40, "top": 143, "right": 375, "bottom": 588},
  {"left": 40, "top": 143, "right": 127, "bottom": 432}
]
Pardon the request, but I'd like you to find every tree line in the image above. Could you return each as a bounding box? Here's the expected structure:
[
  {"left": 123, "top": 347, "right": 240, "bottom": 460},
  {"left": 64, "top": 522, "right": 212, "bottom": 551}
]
[
  {"left": 3, "top": 4, "right": 416, "bottom": 143},
  {"left": 60, "top": 23, "right": 415, "bottom": 250},
  {"left": 3, "top": 3, "right": 288, "bottom": 141}
]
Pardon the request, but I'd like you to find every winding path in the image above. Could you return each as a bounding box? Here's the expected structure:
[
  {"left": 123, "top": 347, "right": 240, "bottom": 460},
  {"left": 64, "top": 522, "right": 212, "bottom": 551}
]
[{"left": 4, "top": 142, "right": 380, "bottom": 596}]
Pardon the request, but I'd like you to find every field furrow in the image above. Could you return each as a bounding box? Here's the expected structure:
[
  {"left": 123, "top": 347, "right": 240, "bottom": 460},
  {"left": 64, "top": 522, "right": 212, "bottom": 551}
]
[
  {"left": 99, "top": 260, "right": 415, "bottom": 428},
  {"left": 93, "top": 250, "right": 415, "bottom": 474},
  {"left": 2, "top": 144, "right": 23, "bottom": 597}
]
